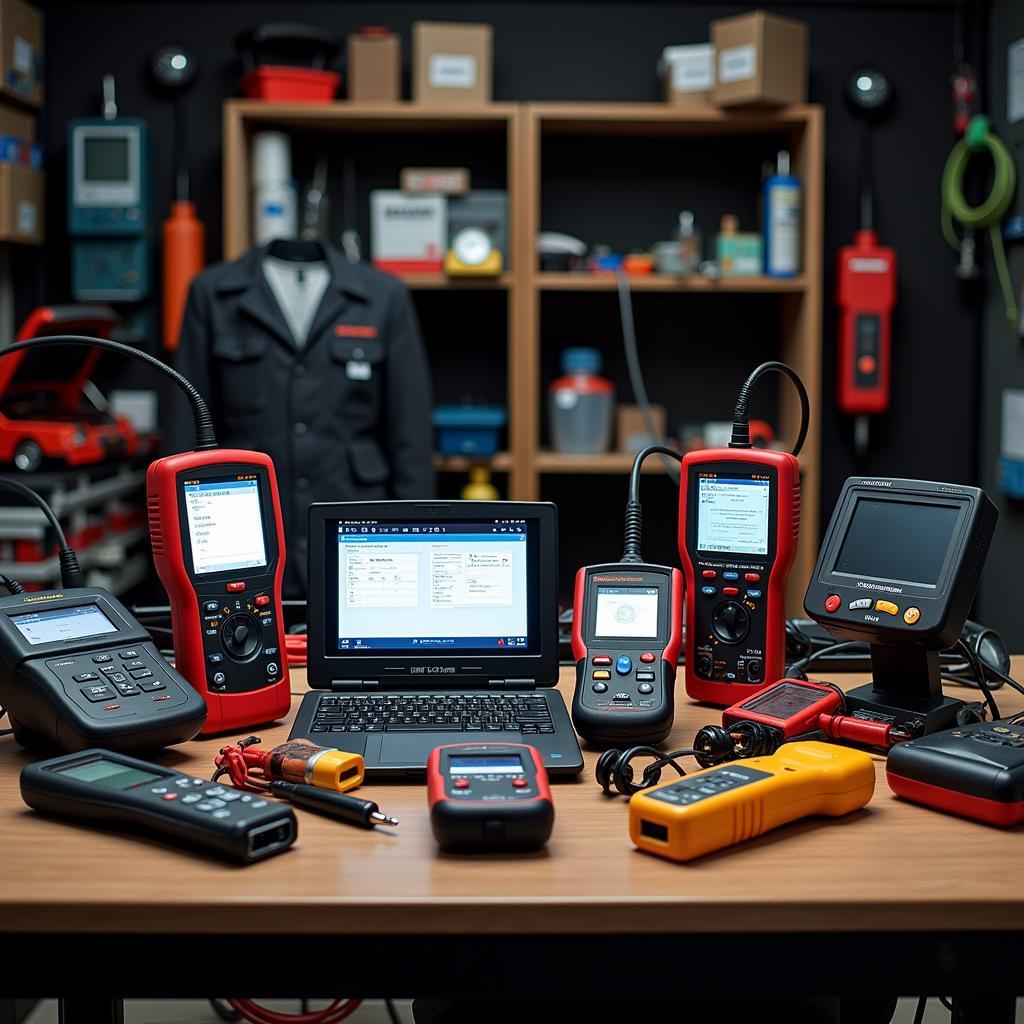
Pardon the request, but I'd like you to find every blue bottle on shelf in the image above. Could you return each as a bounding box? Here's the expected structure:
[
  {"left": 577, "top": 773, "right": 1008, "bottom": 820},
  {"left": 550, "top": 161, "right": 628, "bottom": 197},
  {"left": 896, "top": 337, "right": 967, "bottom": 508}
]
[{"left": 764, "top": 150, "right": 802, "bottom": 278}]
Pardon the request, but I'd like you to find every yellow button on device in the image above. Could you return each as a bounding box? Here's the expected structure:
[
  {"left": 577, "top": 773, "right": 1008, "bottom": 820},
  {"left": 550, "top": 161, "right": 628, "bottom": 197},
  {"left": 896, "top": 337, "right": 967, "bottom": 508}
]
[
  {"left": 593, "top": 670, "right": 611, "bottom": 680},
  {"left": 903, "top": 607, "right": 921, "bottom": 625},
  {"left": 875, "top": 600, "right": 899, "bottom": 615}
]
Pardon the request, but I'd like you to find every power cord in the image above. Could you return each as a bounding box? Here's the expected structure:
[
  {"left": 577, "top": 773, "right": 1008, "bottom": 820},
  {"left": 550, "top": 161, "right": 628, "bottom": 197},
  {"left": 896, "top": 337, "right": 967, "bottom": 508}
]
[
  {"left": 217, "top": 999, "right": 363, "bottom": 1023},
  {"left": 0, "top": 477, "right": 84, "bottom": 588}
]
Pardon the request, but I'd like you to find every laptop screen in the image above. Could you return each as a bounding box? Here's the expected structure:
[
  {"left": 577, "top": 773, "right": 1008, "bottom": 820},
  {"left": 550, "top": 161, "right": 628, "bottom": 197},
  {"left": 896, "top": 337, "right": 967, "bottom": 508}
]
[{"left": 324, "top": 517, "right": 540, "bottom": 656}]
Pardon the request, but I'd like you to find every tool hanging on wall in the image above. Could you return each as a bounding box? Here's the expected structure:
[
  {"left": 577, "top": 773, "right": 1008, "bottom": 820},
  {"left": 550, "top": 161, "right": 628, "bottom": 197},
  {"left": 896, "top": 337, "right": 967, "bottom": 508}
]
[
  {"left": 941, "top": 115, "right": 1018, "bottom": 328},
  {"left": 837, "top": 65, "right": 897, "bottom": 457},
  {"left": 150, "top": 42, "right": 206, "bottom": 352}
]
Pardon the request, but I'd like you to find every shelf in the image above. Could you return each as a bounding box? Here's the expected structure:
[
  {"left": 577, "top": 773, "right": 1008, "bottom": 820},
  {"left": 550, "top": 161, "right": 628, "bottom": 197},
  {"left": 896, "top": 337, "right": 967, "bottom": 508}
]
[
  {"left": 533, "top": 451, "right": 674, "bottom": 475},
  {"left": 226, "top": 100, "right": 518, "bottom": 132},
  {"left": 434, "top": 452, "right": 513, "bottom": 473},
  {"left": 399, "top": 272, "right": 513, "bottom": 291},
  {"left": 536, "top": 273, "right": 807, "bottom": 293}
]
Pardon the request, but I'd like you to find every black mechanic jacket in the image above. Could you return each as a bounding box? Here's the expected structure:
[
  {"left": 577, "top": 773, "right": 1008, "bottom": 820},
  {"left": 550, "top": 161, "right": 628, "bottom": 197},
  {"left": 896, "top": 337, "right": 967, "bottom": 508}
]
[{"left": 170, "top": 240, "right": 435, "bottom": 595}]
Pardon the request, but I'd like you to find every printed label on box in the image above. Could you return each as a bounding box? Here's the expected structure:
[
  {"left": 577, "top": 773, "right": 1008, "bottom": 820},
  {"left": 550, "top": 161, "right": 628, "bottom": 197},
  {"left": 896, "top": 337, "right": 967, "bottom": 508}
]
[
  {"left": 667, "top": 46, "right": 714, "bottom": 92},
  {"left": 719, "top": 43, "right": 757, "bottom": 84},
  {"left": 428, "top": 54, "right": 478, "bottom": 89},
  {"left": 17, "top": 200, "right": 36, "bottom": 236},
  {"left": 13, "top": 37, "right": 33, "bottom": 76}
]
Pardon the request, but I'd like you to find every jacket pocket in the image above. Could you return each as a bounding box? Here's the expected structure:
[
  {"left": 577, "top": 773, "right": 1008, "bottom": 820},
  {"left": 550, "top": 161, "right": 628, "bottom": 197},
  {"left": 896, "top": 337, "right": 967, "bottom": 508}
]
[
  {"left": 211, "top": 333, "right": 269, "bottom": 415},
  {"left": 330, "top": 337, "right": 384, "bottom": 420},
  {"left": 348, "top": 437, "right": 390, "bottom": 486}
]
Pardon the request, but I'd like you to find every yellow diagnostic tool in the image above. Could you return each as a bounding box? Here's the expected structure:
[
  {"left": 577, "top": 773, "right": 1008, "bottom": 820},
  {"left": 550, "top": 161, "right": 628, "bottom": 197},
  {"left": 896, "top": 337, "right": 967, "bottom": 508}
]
[{"left": 629, "top": 741, "right": 875, "bottom": 862}]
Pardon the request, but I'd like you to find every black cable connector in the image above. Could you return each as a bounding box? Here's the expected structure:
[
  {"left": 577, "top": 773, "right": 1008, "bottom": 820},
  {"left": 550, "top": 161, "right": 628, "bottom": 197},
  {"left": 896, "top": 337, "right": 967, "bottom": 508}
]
[
  {"left": 729, "top": 360, "right": 810, "bottom": 456},
  {"left": 622, "top": 444, "right": 684, "bottom": 562}
]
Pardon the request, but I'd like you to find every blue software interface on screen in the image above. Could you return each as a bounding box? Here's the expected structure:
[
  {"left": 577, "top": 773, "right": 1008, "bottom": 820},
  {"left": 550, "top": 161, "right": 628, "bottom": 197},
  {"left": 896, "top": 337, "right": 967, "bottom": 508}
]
[{"left": 335, "top": 522, "right": 529, "bottom": 650}]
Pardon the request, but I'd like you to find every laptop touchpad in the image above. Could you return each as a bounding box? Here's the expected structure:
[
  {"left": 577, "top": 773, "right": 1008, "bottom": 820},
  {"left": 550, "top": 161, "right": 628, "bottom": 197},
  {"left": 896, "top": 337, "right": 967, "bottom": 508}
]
[{"left": 379, "top": 733, "right": 453, "bottom": 765}]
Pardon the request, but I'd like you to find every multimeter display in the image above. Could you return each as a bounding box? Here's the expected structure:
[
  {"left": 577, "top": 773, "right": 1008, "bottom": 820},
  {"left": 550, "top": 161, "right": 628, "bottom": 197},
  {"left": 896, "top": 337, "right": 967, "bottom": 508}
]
[
  {"left": 11, "top": 604, "right": 118, "bottom": 646},
  {"left": 447, "top": 754, "right": 524, "bottom": 774},
  {"left": 84, "top": 138, "right": 130, "bottom": 182},
  {"left": 834, "top": 498, "right": 959, "bottom": 587},
  {"left": 696, "top": 476, "right": 771, "bottom": 555},
  {"left": 184, "top": 476, "right": 268, "bottom": 575},
  {"left": 594, "top": 586, "right": 659, "bottom": 638},
  {"left": 741, "top": 680, "right": 827, "bottom": 719},
  {"left": 55, "top": 756, "right": 159, "bottom": 790}
]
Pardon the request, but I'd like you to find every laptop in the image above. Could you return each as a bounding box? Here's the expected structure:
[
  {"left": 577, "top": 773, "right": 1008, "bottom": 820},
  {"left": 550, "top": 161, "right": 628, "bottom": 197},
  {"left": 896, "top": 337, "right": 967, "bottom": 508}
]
[{"left": 290, "top": 500, "right": 584, "bottom": 778}]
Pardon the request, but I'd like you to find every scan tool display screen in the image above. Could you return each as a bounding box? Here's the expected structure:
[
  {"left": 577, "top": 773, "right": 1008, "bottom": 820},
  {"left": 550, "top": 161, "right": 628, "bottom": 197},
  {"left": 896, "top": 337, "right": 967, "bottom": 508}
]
[
  {"left": 594, "top": 587, "right": 659, "bottom": 639},
  {"left": 447, "top": 755, "right": 524, "bottom": 775},
  {"left": 55, "top": 757, "right": 160, "bottom": 790},
  {"left": 184, "top": 476, "right": 268, "bottom": 575},
  {"left": 11, "top": 604, "right": 118, "bottom": 646},
  {"left": 83, "top": 137, "right": 130, "bottom": 182},
  {"left": 696, "top": 476, "right": 771, "bottom": 555},
  {"left": 742, "top": 681, "right": 828, "bottom": 720},
  {"left": 332, "top": 520, "right": 535, "bottom": 653},
  {"left": 833, "top": 499, "right": 960, "bottom": 588}
]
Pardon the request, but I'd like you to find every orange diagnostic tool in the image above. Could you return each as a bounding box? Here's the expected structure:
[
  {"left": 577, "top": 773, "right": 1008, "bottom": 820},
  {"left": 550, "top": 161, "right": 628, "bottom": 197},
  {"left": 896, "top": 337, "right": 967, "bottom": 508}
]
[{"left": 629, "top": 740, "right": 875, "bottom": 862}]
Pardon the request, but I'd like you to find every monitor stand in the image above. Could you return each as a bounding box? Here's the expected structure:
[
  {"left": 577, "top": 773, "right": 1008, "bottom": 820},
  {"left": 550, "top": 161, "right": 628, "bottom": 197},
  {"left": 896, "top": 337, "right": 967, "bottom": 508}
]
[{"left": 843, "top": 645, "right": 964, "bottom": 735}]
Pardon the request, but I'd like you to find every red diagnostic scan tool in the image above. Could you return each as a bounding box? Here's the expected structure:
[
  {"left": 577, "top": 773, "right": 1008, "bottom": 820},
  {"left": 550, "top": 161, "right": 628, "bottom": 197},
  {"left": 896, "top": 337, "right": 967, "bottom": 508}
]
[
  {"left": 571, "top": 562, "right": 682, "bottom": 746},
  {"left": 427, "top": 742, "right": 554, "bottom": 852},
  {"left": 147, "top": 452, "right": 291, "bottom": 735}
]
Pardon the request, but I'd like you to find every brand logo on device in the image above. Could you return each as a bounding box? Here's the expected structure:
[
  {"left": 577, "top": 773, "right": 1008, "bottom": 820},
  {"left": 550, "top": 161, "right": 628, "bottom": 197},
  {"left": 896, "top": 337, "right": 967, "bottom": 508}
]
[
  {"left": 411, "top": 666, "right": 456, "bottom": 674},
  {"left": 21, "top": 593, "right": 64, "bottom": 603},
  {"left": 856, "top": 581, "right": 903, "bottom": 594},
  {"left": 937, "top": 485, "right": 966, "bottom": 494},
  {"left": 593, "top": 576, "right": 643, "bottom": 583},
  {"left": 859, "top": 480, "right": 892, "bottom": 487}
]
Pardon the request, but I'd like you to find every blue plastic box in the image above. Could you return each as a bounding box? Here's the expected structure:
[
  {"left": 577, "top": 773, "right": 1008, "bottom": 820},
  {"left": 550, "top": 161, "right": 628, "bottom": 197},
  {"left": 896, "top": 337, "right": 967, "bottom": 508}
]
[{"left": 433, "top": 406, "right": 507, "bottom": 457}]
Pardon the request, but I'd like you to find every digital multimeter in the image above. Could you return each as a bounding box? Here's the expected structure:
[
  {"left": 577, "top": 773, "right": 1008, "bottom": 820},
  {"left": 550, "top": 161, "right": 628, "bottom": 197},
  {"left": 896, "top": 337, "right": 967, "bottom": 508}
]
[
  {"left": 887, "top": 720, "right": 1024, "bottom": 826},
  {"left": 629, "top": 740, "right": 875, "bottom": 862},
  {"left": 147, "top": 451, "right": 291, "bottom": 735},
  {"left": 570, "top": 562, "right": 682, "bottom": 746},
  {"left": 0, "top": 588, "right": 206, "bottom": 752},
  {"left": 679, "top": 448, "right": 800, "bottom": 705},
  {"left": 805, "top": 477, "right": 997, "bottom": 734},
  {"left": 21, "top": 748, "right": 296, "bottom": 863},
  {"left": 426, "top": 742, "right": 554, "bottom": 851}
]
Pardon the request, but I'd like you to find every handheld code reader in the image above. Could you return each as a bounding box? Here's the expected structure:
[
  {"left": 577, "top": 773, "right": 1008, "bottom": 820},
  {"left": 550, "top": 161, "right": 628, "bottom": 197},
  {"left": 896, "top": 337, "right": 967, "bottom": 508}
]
[
  {"left": 680, "top": 363, "right": 808, "bottom": 705},
  {"left": 21, "top": 748, "right": 297, "bottom": 863},
  {"left": 0, "top": 589, "right": 207, "bottom": 752},
  {"left": 805, "top": 477, "right": 997, "bottom": 734},
  {"left": 147, "top": 453, "right": 291, "bottom": 734},
  {"left": 887, "top": 720, "right": 1024, "bottom": 826},
  {"left": 629, "top": 740, "right": 875, "bottom": 862},
  {"left": 571, "top": 562, "right": 682, "bottom": 746},
  {"left": 0, "top": 333, "right": 292, "bottom": 737},
  {"left": 427, "top": 742, "right": 554, "bottom": 851}
]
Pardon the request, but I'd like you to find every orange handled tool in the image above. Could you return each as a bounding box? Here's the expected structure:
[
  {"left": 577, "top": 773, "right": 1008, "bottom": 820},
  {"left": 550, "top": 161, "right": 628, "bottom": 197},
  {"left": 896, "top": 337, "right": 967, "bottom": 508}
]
[{"left": 162, "top": 199, "right": 205, "bottom": 351}]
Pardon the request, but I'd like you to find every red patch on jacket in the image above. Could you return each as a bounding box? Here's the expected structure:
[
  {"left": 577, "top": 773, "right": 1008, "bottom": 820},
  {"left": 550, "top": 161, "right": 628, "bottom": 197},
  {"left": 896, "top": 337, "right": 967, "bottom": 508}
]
[{"left": 334, "top": 324, "right": 379, "bottom": 338}]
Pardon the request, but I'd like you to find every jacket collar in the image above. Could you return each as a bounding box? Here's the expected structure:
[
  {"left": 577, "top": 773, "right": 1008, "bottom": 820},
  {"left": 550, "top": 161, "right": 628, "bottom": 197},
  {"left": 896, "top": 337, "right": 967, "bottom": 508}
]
[{"left": 215, "top": 240, "right": 371, "bottom": 350}]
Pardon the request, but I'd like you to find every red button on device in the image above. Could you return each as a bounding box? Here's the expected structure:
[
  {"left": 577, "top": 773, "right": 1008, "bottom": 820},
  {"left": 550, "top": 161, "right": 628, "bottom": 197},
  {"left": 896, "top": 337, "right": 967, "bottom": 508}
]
[
  {"left": 723, "top": 587, "right": 739, "bottom": 596},
  {"left": 454, "top": 778, "right": 470, "bottom": 789},
  {"left": 255, "top": 595, "right": 270, "bottom": 607},
  {"left": 858, "top": 354, "right": 877, "bottom": 375},
  {"left": 702, "top": 570, "right": 717, "bottom": 579},
  {"left": 640, "top": 652, "right": 655, "bottom": 664},
  {"left": 162, "top": 793, "right": 179, "bottom": 801},
  {"left": 226, "top": 581, "right": 246, "bottom": 593},
  {"left": 512, "top": 778, "right": 528, "bottom": 788},
  {"left": 824, "top": 594, "right": 841, "bottom": 613},
  {"left": 744, "top": 573, "right": 761, "bottom": 582},
  {"left": 592, "top": 655, "right": 612, "bottom": 666}
]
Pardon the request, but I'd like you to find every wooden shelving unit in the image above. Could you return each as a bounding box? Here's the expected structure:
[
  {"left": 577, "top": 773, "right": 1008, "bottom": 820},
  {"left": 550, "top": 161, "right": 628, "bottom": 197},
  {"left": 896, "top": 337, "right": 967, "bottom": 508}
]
[{"left": 222, "top": 100, "right": 824, "bottom": 606}]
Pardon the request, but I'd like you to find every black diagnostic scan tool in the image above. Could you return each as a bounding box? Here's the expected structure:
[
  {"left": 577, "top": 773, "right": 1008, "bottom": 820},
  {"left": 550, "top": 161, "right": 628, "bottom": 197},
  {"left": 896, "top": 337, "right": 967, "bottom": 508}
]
[
  {"left": 0, "top": 589, "right": 207, "bottom": 752},
  {"left": 804, "top": 477, "right": 997, "bottom": 734},
  {"left": 21, "top": 749, "right": 297, "bottom": 863},
  {"left": 570, "top": 563, "right": 682, "bottom": 746}
]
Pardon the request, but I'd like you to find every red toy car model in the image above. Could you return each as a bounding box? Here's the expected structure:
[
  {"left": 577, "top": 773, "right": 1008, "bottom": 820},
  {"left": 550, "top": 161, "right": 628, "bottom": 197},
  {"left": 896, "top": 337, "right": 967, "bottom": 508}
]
[{"left": 0, "top": 305, "right": 140, "bottom": 472}]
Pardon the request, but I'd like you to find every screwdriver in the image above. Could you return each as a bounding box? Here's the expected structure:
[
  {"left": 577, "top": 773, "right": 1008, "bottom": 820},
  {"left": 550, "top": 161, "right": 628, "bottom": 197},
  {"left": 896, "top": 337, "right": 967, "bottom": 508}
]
[{"left": 269, "top": 781, "right": 399, "bottom": 829}]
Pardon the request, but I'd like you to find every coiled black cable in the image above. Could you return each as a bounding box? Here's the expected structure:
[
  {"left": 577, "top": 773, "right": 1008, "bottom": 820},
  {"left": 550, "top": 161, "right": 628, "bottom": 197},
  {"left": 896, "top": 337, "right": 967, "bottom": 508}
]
[
  {"left": 0, "top": 477, "right": 84, "bottom": 588},
  {"left": 730, "top": 360, "right": 810, "bottom": 456}
]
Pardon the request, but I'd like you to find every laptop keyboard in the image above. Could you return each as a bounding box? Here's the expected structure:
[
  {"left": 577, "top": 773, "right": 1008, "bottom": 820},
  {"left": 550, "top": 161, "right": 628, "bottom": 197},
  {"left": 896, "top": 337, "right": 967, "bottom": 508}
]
[{"left": 308, "top": 693, "right": 556, "bottom": 735}]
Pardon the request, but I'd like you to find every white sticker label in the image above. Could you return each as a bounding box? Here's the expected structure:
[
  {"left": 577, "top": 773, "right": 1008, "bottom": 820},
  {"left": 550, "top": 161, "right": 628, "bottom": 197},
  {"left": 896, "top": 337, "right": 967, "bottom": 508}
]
[
  {"left": 554, "top": 391, "right": 579, "bottom": 410},
  {"left": 1009, "top": 37, "right": 1024, "bottom": 124},
  {"left": 1001, "top": 389, "right": 1024, "bottom": 460},
  {"left": 849, "top": 257, "right": 890, "bottom": 274},
  {"left": 346, "top": 360, "right": 372, "bottom": 381},
  {"left": 428, "top": 54, "right": 477, "bottom": 89},
  {"left": 718, "top": 43, "right": 757, "bottom": 84},
  {"left": 17, "top": 200, "right": 36, "bottom": 236},
  {"left": 665, "top": 45, "right": 714, "bottom": 92},
  {"left": 13, "top": 36, "right": 32, "bottom": 75}
]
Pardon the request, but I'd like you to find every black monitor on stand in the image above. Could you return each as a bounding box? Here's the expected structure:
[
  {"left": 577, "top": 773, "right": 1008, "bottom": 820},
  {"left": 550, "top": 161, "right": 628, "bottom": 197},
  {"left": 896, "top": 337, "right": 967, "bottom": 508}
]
[{"left": 804, "top": 478, "right": 997, "bottom": 734}]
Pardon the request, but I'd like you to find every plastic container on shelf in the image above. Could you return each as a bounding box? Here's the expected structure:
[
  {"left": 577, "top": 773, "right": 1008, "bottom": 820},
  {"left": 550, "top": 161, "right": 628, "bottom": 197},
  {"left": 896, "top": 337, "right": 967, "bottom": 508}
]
[
  {"left": 549, "top": 347, "right": 615, "bottom": 455},
  {"left": 433, "top": 405, "right": 506, "bottom": 457}
]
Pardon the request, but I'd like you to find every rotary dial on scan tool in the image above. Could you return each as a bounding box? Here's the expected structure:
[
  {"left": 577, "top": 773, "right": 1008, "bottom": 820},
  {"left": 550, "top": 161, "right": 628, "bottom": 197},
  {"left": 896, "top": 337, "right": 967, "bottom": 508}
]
[
  {"left": 712, "top": 601, "right": 750, "bottom": 644},
  {"left": 222, "top": 612, "right": 261, "bottom": 661}
]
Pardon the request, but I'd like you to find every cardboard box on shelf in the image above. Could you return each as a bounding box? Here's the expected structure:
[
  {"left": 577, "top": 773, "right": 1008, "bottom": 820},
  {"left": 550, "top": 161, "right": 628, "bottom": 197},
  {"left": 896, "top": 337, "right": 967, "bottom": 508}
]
[
  {"left": 0, "top": 163, "right": 43, "bottom": 243},
  {"left": 617, "top": 405, "right": 667, "bottom": 454},
  {"left": 370, "top": 190, "right": 447, "bottom": 273},
  {"left": 0, "top": 0, "right": 42, "bottom": 108},
  {"left": 413, "top": 22, "right": 492, "bottom": 106},
  {"left": 347, "top": 28, "right": 401, "bottom": 102},
  {"left": 710, "top": 9, "right": 807, "bottom": 108},
  {"left": 659, "top": 44, "right": 715, "bottom": 107}
]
